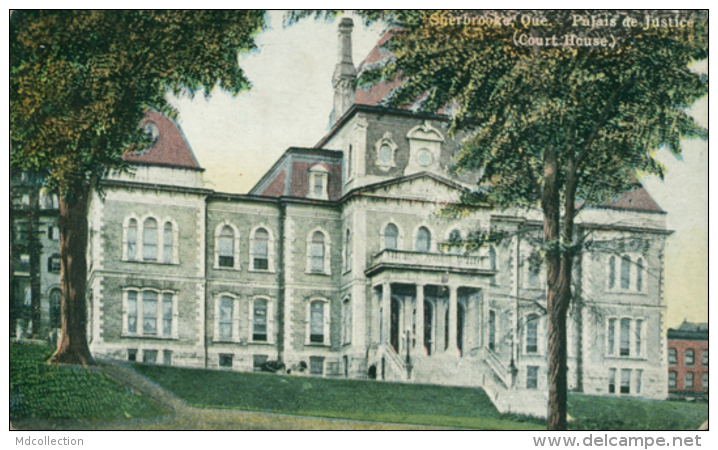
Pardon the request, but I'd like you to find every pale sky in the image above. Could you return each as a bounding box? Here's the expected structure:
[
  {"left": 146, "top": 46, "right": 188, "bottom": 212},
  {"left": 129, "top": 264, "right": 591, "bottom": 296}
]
[{"left": 167, "top": 11, "right": 707, "bottom": 329}]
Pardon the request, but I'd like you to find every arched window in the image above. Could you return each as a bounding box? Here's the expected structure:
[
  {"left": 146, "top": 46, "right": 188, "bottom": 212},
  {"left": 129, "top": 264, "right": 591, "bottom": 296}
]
[
  {"left": 218, "top": 226, "right": 235, "bottom": 268},
  {"left": 163, "top": 222, "right": 174, "bottom": 263},
  {"left": 608, "top": 256, "right": 616, "bottom": 289},
  {"left": 620, "top": 255, "right": 631, "bottom": 290},
  {"left": 143, "top": 218, "right": 158, "bottom": 261},
  {"left": 50, "top": 288, "right": 62, "bottom": 329},
  {"left": 636, "top": 257, "right": 644, "bottom": 291},
  {"left": 342, "top": 297, "right": 352, "bottom": 344},
  {"left": 528, "top": 261, "right": 540, "bottom": 287},
  {"left": 384, "top": 223, "right": 399, "bottom": 250},
  {"left": 448, "top": 229, "right": 462, "bottom": 255},
  {"left": 127, "top": 219, "right": 138, "bottom": 260},
  {"left": 309, "top": 231, "right": 325, "bottom": 272},
  {"left": 253, "top": 228, "right": 269, "bottom": 270},
  {"left": 526, "top": 314, "right": 539, "bottom": 354},
  {"left": 415, "top": 226, "right": 431, "bottom": 253}
]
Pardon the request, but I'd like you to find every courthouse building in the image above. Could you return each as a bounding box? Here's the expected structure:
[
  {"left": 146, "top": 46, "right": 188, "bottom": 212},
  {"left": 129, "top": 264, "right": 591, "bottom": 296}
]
[{"left": 82, "top": 19, "right": 670, "bottom": 415}]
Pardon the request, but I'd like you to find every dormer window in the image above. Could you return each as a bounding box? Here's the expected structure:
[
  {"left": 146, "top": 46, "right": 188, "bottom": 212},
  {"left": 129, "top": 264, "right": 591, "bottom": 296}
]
[
  {"left": 308, "top": 164, "right": 329, "bottom": 200},
  {"left": 375, "top": 132, "right": 397, "bottom": 171}
]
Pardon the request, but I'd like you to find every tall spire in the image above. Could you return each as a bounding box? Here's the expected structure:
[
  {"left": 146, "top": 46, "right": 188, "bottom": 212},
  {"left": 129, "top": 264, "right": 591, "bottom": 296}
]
[{"left": 330, "top": 17, "right": 356, "bottom": 126}]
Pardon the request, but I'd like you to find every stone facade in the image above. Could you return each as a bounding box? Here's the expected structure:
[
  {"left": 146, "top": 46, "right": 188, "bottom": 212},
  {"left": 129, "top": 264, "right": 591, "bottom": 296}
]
[{"left": 84, "top": 20, "right": 674, "bottom": 417}]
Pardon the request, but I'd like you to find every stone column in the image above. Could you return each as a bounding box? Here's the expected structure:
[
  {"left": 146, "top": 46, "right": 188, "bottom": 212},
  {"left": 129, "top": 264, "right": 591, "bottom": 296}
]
[
  {"left": 447, "top": 284, "right": 458, "bottom": 353},
  {"left": 382, "top": 282, "right": 391, "bottom": 346},
  {"left": 414, "top": 284, "right": 425, "bottom": 356}
]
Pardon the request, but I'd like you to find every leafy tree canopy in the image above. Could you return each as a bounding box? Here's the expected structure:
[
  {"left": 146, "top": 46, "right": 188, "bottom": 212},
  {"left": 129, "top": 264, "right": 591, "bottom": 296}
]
[
  {"left": 353, "top": 10, "right": 708, "bottom": 210},
  {"left": 10, "top": 10, "right": 265, "bottom": 196}
]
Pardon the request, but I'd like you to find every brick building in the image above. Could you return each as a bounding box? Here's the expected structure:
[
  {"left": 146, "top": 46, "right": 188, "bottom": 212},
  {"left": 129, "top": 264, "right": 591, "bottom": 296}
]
[
  {"left": 79, "top": 19, "right": 672, "bottom": 417},
  {"left": 667, "top": 321, "right": 708, "bottom": 397}
]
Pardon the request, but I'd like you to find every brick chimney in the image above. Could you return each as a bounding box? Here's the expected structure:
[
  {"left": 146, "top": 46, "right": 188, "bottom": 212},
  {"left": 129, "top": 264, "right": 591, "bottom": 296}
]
[{"left": 330, "top": 18, "right": 357, "bottom": 126}]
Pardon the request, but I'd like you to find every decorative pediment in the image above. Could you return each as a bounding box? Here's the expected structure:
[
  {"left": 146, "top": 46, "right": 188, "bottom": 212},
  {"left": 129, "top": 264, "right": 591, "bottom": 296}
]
[
  {"left": 357, "top": 173, "right": 466, "bottom": 203},
  {"left": 406, "top": 120, "right": 445, "bottom": 143}
]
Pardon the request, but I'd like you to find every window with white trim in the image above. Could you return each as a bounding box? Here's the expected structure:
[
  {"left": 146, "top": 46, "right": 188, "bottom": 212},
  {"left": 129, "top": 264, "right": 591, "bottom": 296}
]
[
  {"left": 307, "top": 299, "right": 330, "bottom": 345},
  {"left": 49, "top": 288, "right": 62, "bottom": 329},
  {"left": 525, "top": 314, "right": 540, "bottom": 354},
  {"left": 635, "top": 369, "right": 643, "bottom": 394},
  {"left": 415, "top": 226, "right": 431, "bottom": 253},
  {"left": 306, "top": 229, "right": 331, "bottom": 275},
  {"left": 123, "top": 289, "right": 177, "bottom": 338},
  {"left": 310, "top": 356, "right": 325, "bottom": 376},
  {"left": 48, "top": 254, "right": 61, "bottom": 274},
  {"left": 126, "top": 218, "right": 138, "bottom": 260},
  {"left": 143, "top": 218, "right": 158, "bottom": 261},
  {"left": 383, "top": 223, "right": 399, "bottom": 250},
  {"left": 249, "top": 297, "right": 274, "bottom": 343},
  {"left": 527, "top": 366, "right": 539, "bottom": 389},
  {"left": 214, "top": 294, "right": 240, "bottom": 343},
  {"left": 215, "top": 223, "right": 240, "bottom": 269},
  {"left": 250, "top": 227, "right": 274, "bottom": 272},
  {"left": 608, "top": 254, "right": 646, "bottom": 292},
  {"left": 489, "top": 246, "right": 497, "bottom": 285},
  {"left": 308, "top": 164, "right": 329, "bottom": 200},
  {"left": 620, "top": 368, "right": 631, "bottom": 394},
  {"left": 163, "top": 222, "right": 174, "bottom": 263},
  {"left": 608, "top": 368, "right": 616, "bottom": 393},
  {"left": 606, "top": 317, "right": 644, "bottom": 358},
  {"left": 375, "top": 132, "right": 397, "bottom": 171}
]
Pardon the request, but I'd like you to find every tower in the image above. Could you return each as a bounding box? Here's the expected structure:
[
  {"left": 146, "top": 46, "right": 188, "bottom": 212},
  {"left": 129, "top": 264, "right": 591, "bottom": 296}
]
[{"left": 330, "top": 18, "right": 357, "bottom": 126}]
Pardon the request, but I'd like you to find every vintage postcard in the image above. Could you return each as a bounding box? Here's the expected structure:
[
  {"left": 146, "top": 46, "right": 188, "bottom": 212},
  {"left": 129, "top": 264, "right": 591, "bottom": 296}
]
[{"left": 8, "top": 9, "right": 709, "bottom": 439}]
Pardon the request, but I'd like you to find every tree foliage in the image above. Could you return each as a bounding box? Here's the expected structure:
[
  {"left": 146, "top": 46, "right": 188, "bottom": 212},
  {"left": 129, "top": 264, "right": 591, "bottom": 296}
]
[
  {"left": 11, "top": 10, "right": 265, "bottom": 195},
  {"left": 10, "top": 11, "right": 266, "bottom": 365},
  {"left": 346, "top": 9, "right": 707, "bottom": 429}
]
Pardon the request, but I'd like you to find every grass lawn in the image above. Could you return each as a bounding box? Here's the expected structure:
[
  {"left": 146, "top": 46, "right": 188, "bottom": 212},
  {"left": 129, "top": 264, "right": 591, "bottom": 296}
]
[
  {"left": 10, "top": 343, "right": 166, "bottom": 421},
  {"left": 136, "top": 364, "right": 707, "bottom": 430}
]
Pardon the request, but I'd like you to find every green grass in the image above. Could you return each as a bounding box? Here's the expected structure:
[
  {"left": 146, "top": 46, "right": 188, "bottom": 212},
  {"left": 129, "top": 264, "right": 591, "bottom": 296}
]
[
  {"left": 134, "top": 364, "right": 542, "bottom": 429},
  {"left": 567, "top": 393, "right": 708, "bottom": 431},
  {"left": 135, "top": 364, "right": 707, "bottom": 430},
  {"left": 10, "top": 343, "right": 166, "bottom": 421}
]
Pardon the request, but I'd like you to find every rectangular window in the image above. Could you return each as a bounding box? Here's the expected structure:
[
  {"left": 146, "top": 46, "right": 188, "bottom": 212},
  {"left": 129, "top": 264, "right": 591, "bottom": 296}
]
[
  {"left": 310, "top": 302, "right": 325, "bottom": 343},
  {"left": 127, "top": 222, "right": 137, "bottom": 260},
  {"left": 685, "top": 350, "right": 695, "bottom": 366},
  {"left": 162, "top": 293, "right": 173, "bottom": 337},
  {"left": 310, "top": 356, "right": 324, "bottom": 376},
  {"left": 310, "top": 243, "right": 324, "bottom": 272},
  {"left": 669, "top": 348, "right": 677, "bottom": 366},
  {"left": 634, "top": 319, "right": 642, "bottom": 356},
  {"left": 608, "top": 368, "right": 616, "bottom": 393},
  {"left": 253, "top": 232, "right": 269, "bottom": 270},
  {"left": 702, "top": 350, "right": 708, "bottom": 367},
  {"left": 142, "top": 291, "right": 158, "bottom": 335},
  {"left": 488, "top": 310, "right": 496, "bottom": 351},
  {"left": 219, "top": 354, "right": 233, "bottom": 368},
  {"left": 127, "top": 349, "right": 137, "bottom": 362},
  {"left": 620, "top": 369, "right": 631, "bottom": 394},
  {"left": 143, "top": 350, "right": 158, "bottom": 364},
  {"left": 685, "top": 372, "right": 694, "bottom": 389},
  {"left": 127, "top": 292, "right": 138, "bottom": 334},
  {"left": 669, "top": 371, "right": 677, "bottom": 389},
  {"left": 253, "top": 355, "right": 268, "bottom": 372},
  {"left": 253, "top": 300, "right": 268, "bottom": 342},
  {"left": 607, "top": 318, "right": 616, "bottom": 355},
  {"left": 49, "top": 256, "right": 61, "bottom": 274},
  {"left": 620, "top": 256, "right": 631, "bottom": 290},
  {"left": 163, "top": 350, "right": 172, "bottom": 366},
  {"left": 526, "top": 316, "right": 538, "bottom": 354},
  {"left": 702, "top": 373, "right": 708, "bottom": 390},
  {"left": 619, "top": 318, "right": 631, "bottom": 356},
  {"left": 635, "top": 369, "right": 643, "bottom": 394},
  {"left": 314, "top": 177, "right": 323, "bottom": 198},
  {"left": 219, "top": 297, "right": 234, "bottom": 341},
  {"left": 527, "top": 366, "right": 539, "bottom": 390},
  {"left": 143, "top": 222, "right": 158, "bottom": 261}
]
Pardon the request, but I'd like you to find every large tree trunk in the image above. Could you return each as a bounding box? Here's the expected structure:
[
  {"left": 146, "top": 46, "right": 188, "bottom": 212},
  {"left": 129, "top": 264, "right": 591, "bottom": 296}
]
[
  {"left": 543, "top": 146, "right": 568, "bottom": 430},
  {"left": 49, "top": 185, "right": 93, "bottom": 366}
]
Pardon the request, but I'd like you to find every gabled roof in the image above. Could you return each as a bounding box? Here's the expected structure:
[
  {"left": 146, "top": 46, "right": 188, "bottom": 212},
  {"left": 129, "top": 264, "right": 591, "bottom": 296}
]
[
  {"left": 343, "top": 171, "right": 476, "bottom": 206},
  {"left": 123, "top": 110, "right": 202, "bottom": 171},
  {"left": 607, "top": 186, "right": 663, "bottom": 213}
]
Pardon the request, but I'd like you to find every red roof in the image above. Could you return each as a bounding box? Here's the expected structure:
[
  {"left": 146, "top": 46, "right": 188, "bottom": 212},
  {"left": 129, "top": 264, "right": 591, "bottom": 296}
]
[
  {"left": 123, "top": 110, "right": 201, "bottom": 170},
  {"left": 608, "top": 186, "right": 663, "bottom": 212}
]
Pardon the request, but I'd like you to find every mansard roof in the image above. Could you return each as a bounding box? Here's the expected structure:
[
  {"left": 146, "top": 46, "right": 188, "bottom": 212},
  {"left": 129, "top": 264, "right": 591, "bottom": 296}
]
[{"left": 123, "top": 110, "right": 202, "bottom": 171}]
